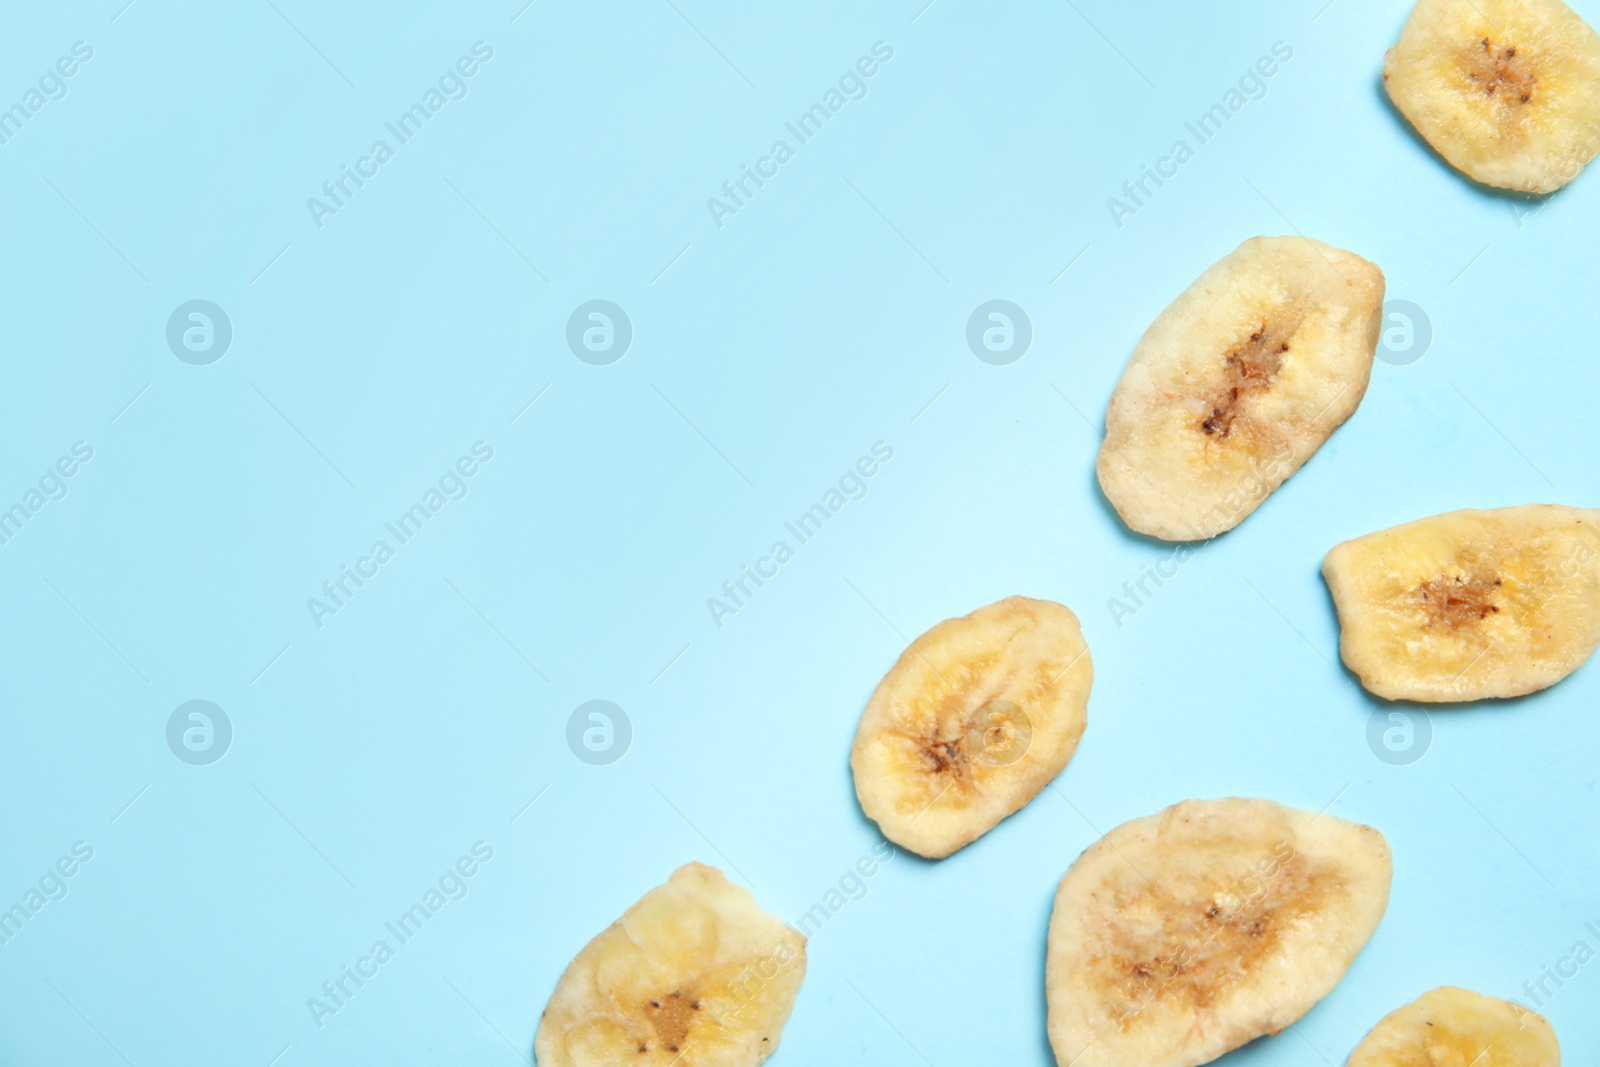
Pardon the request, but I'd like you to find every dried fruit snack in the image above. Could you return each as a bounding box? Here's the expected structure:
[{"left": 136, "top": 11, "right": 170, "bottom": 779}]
[
  {"left": 1098, "top": 237, "right": 1385, "bottom": 541},
  {"left": 1385, "top": 0, "right": 1600, "bottom": 192},
  {"left": 1045, "top": 798, "right": 1391, "bottom": 1067},
  {"left": 851, "top": 595, "right": 1092, "bottom": 859},
  {"left": 1323, "top": 505, "right": 1600, "bottom": 701},
  {"left": 536, "top": 863, "right": 806, "bottom": 1067},
  {"left": 1347, "top": 986, "right": 1560, "bottom": 1067}
]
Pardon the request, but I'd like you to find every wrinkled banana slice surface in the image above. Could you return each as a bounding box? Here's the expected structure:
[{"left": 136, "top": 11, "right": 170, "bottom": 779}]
[
  {"left": 536, "top": 863, "right": 806, "bottom": 1067},
  {"left": 1348, "top": 986, "right": 1560, "bottom": 1067},
  {"left": 1324, "top": 505, "right": 1600, "bottom": 701},
  {"left": 1098, "top": 236, "right": 1385, "bottom": 541},
  {"left": 1384, "top": 0, "right": 1600, "bottom": 193},
  {"left": 850, "top": 595, "right": 1092, "bottom": 859},
  {"left": 1046, "top": 797, "right": 1392, "bottom": 1067}
]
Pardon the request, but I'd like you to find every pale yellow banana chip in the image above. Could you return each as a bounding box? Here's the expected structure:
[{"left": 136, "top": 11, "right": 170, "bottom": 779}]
[
  {"left": 1324, "top": 505, "right": 1600, "bottom": 701},
  {"left": 1097, "top": 236, "right": 1385, "bottom": 541},
  {"left": 1045, "top": 798, "right": 1392, "bottom": 1067},
  {"left": 850, "top": 595, "right": 1092, "bottom": 859},
  {"left": 1347, "top": 986, "right": 1560, "bottom": 1067},
  {"left": 1384, "top": 0, "right": 1600, "bottom": 193},
  {"left": 535, "top": 863, "right": 806, "bottom": 1067}
]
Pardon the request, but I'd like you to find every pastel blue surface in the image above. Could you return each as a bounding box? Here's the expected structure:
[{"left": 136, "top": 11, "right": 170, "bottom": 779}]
[{"left": 2, "top": 0, "right": 1597, "bottom": 1064}]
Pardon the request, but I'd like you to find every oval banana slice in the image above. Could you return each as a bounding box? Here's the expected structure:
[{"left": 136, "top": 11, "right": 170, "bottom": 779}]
[
  {"left": 1323, "top": 505, "right": 1600, "bottom": 701},
  {"left": 1348, "top": 986, "right": 1560, "bottom": 1067},
  {"left": 1045, "top": 797, "right": 1392, "bottom": 1067},
  {"left": 1097, "top": 236, "right": 1385, "bottom": 542},
  {"left": 850, "top": 595, "right": 1092, "bottom": 859},
  {"left": 535, "top": 862, "right": 806, "bottom": 1067},
  {"left": 1384, "top": 0, "right": 1600, "bottom": 193}
]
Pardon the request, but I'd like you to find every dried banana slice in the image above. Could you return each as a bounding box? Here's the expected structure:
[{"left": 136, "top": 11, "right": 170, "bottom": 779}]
[
  {"left": 850, "top": 595, "right": 1092, "bottom": 859},
  {"left": 535, "top": 863, "right": 806, "bottom": 1067},
  {"left": 1347, "top": 986, "right": 1560, "bottom": 1067},
  {"left": 1097, "top": 237, "right": 1385, "bottom": 542},
  {"left": 1045, "top": 797, "right": 1392, "bottom": 1067},
  {"left": 1384, "top": 0, "right": 1600, "bottom": 193},
  {"left": 1323, "top": 505, "right": 1600, "bottom": 701}
]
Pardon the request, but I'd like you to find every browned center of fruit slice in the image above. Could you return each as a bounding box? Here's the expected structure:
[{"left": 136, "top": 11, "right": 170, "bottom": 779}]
[
  {"left": 1045, "top": 798, "right": 1392, "bottom": 1067},
  {"left": 1383, "top": 0, "right": 1600, "bottom": 193},
  {"left": 1096, "top": 236, "right": 1384, "bottom": 541},
  {"left": 1200, "top": 316, "right": 1301, "bottom": 439},
  {"left": 1463, "top": 36, "right": 1537, "bottom": 105},
  {"left": 1417, "top": 572, "right": 1501, "bottom": 630},
  {"left": 1324, "top": 506, "right": 1600, "bottom": 701},
  {"left": 534, "top": 863, "right": 807, "bottom": 1067},
  {"left": 851, "top": 596, "right": 1091, "bottom": 859},
  {"left": 644, "top": 989, "right": 698, "bottom": 1053}
]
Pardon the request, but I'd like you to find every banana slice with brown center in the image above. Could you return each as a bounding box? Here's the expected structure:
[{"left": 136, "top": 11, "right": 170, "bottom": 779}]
[
  {"left": 850, "top": 595, "right": 1092, "bottom": 859},
  {"left": 535, "top": 863, "right": 806, "bottom": 1067},
  {"left": 1097, "top": 236, "right": 1385, "bottom": 541},
  {"left": 1323, "top": 505, "right": 1600, "bottom": 701},
  {"left": 1384, "top": 0, "right": 1600, "bottom": 192},
  {"left": 1347, "top": 986, "right": 1560, "bottom": 1067},
  {"left": 1045, "top": 797, "right": 1391, "bottom": 1067}
]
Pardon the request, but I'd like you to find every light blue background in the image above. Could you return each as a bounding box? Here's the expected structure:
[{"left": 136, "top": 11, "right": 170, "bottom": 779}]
[{"left": 2, "top": 0, "right": 1597, "bottom": 1064}]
